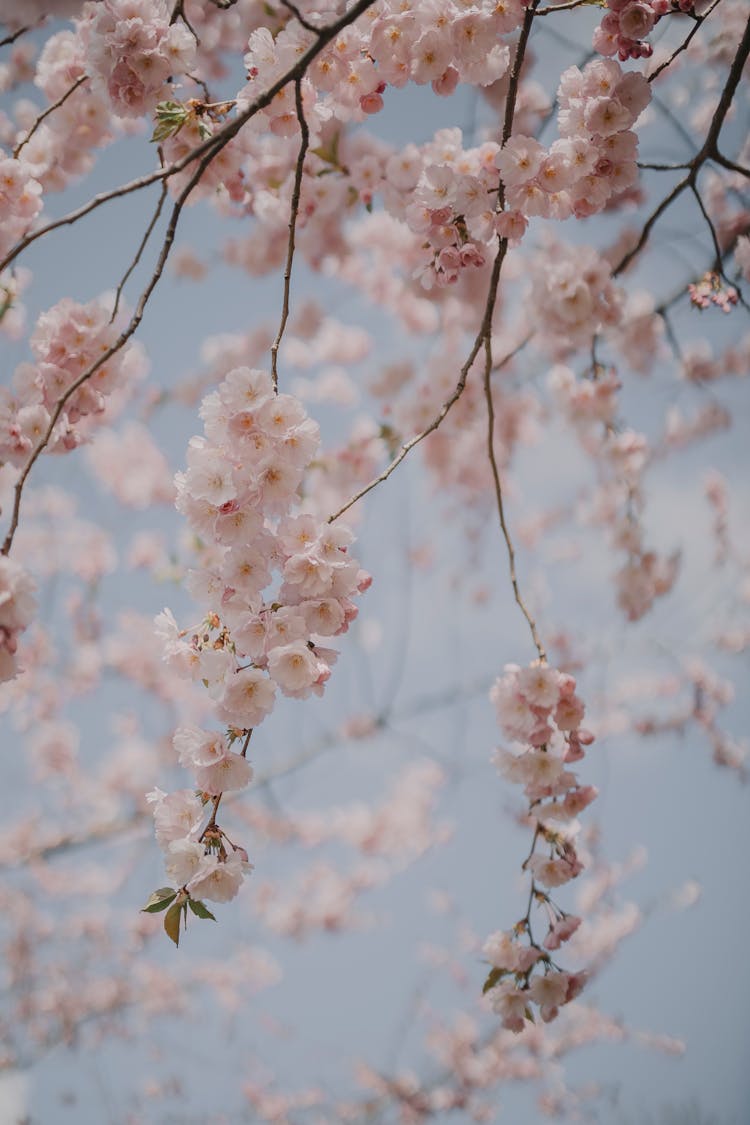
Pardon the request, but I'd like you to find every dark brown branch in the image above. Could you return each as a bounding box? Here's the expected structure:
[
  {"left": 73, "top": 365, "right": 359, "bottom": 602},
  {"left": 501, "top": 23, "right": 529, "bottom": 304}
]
[
  {"left": 712, "top": 152, "right": 750, "bottom": 179},
  {"left": 12, "top": 75, "right": 88, "bottom": 160},
  {"left": 614, "top": 11, "right": 750, "bottom": 276},
  {"left": 0, "top": 165, "right": 176, "bottom": 274},
  {"left": 0, "top": 25, "right": 30, "bottom": 48},
  {"left": 270, "top": 79, "right": 309, "bottom": 393},
  {"left": 170, "top": 0, "right": 199, "bottom": 39}
]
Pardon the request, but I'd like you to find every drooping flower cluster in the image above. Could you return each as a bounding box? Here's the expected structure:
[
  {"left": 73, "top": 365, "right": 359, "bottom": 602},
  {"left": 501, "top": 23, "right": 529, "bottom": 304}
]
[
  {"left": 0, "top": 296, "right": 147, "bottom": 467},
  {"left": 482, "top": 662, "right": 596, "bottom": 1031},
  {"left": 149, "top": 367, "right": 369, "bottom": 919},
  {"left": 0, "top": 556, "right": 37, "bottom": 683},
  {"left": 549, "top": 364, "right": 680, "bottom": 620},
  {"left": 80, "top": 0, "right": 196, "bottom": 119}
]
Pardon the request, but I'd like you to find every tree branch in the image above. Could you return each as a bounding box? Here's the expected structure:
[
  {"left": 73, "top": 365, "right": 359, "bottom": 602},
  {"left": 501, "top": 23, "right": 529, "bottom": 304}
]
[
  {"left": 270, "top": 78, "right": 309, "bottom": 394},
  {"left": 12, "top": 75, "right": 88, "bottom": 160}
]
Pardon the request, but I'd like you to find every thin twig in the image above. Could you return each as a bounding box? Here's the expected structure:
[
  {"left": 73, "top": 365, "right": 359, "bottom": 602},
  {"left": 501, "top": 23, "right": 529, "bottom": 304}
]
[
  {"left": 327, "top": 355, "right": 478, "bottom": 524},
  {"left": 279, "top": 0, "right": 320, "bottom": 33},
  {"left": 0, "top": 25, "right": 30, "bottom": 48},
  {"left": 712, "top": 152, "right": 750, "bottom": 179},
  {"left": 328, "top": 0, "right": 539, "bottom": 525},
  {"left": 484, "top": 0, "right": 546, "bottom": 665},
  {"left": 0, "top": 165, "right": 176, "bottom": 274},
  {"left": 536, "top": 0, "right": 594, "bottom": 14},
  {"left": 110, "top": 179, "right": 169, "bottom": 323},
  {"left": 648, "top": 0, "right": 724, "bottom": 84},
  {"left": 13, "top": 75, "right": 88, "bottom": 160},
  {"left": 483, "top": 344, "right": 546, "bottom": 663},
  {"left": 614, "top": 173, "right": 691, "bottom": 275},
  {"left": 270, "top": 79, "right": 309, "bottom": 393},
  {"left": 170, "top": 0, "right": 199, "bottom": 40},
  {"left": 637, "top": 161, "right": 693, "bottom": 171}
]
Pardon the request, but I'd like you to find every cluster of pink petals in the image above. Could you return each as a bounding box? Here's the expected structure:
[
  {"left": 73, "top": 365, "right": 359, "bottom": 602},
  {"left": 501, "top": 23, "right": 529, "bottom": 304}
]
[
  {"left": 147, "top": 787, "right": 251, "bottom": 903},
  {"left": 688, "top": 270, "right": 739, "bottom": 313},
  {"left": 80, "top": 0, "right": 196, "bottom": 119},
  {"left": 593, "top": 0, "right": 658, "bottom": 61},
  {"left": 0, "top": 556, "right": 37, "bottom": 683},
  {"left": 23, "top": 29, "right": 114, "bottom": 194},
  {"left": 241, "top": 0, "right": 517, "bottom": 133},
  {"left": 497, "top": 60, "right": 649, "bottom": 224},
  {"left": 0, "top": 296, "right": 147, "bottom": 468},
  {"left": 0, "top": 157, "right": 43, "bottom": 261},
  {"left": 151, "top": 367, "right": 369, "bottom": 903},
  {"left": 549, "top": 366, "right": 679, "bottom": 620},
  {"left": 405, "top": 143, "right": 511, "bottom": 290},
  {"left": 531, "top": 242, "right": 624, "bottom": 357},
  {"left": 484, "top": 662, "right": 596, "bottom": 1032}
]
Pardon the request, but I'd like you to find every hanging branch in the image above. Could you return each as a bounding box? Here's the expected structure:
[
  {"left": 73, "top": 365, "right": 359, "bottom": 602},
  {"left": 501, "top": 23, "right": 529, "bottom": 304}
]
[{"left": 270, "top": 78, "right": 309, "bottom": 393}]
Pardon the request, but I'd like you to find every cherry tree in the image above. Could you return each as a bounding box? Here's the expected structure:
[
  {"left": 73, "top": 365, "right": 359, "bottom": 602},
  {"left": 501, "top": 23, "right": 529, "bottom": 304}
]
[{"left": 0, "top": 0, "right": 748, "bottom": 1119}]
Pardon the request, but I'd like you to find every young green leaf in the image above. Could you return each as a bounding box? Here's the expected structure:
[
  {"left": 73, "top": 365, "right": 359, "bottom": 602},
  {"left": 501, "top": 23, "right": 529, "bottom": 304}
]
[
  {"left": 141, "top": 887, "right": 178, "bottom": 914},
  {"left": 188, "top": 898, "right": 217, "bottom": 921},
  {"left": 150, "top": 101, "right": 189, "bottom": 143}
]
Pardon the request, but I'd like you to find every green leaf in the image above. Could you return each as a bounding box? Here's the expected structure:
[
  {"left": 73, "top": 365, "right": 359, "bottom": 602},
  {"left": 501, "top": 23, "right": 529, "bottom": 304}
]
[
  {"left": 141, "top": 887, "right": 178, "bottom": 914},
  {"left": 164, "top": 901, "right": 183, "bottom": 946},
  {"left": 188, "top": 898, "right": 216, "bottom": 921},
  {"left": 482, "top": 967, "right": 506, "bottom": 994},
  {"left": 151, "top": 100, "right": 189, "bottom": 143}
]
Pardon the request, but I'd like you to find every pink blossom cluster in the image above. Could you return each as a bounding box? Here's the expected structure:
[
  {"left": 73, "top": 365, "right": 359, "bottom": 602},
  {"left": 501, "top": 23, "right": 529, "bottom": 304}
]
[
  {"left": 483, "top": 662, "right": 596, "bottom": 1031},
  {"left": 531, "top": 242, "right": 624, "bottom": 356},
  {"left": 593, "top": 0, "right": 658, "bottom": 61},
  {"left": 147, "top": 787, "right": 251, "bottom": 903},
  {"left": 0, "top": 556, "right": 37, "bottom": 683},
  {"left": 549, "top": 365, "right": 679, "bottom": 620},
  {"left": 0, "top": 296, "right": 147, "bottom": 467},
  {"left": 150, "top": 367, "right": 369, "bottom": 907},
  {"left": 688, "top": 270, "right": 739, "bottom": 313},
  {"left": 80, "top": 0, "right": 196, "bottom": 119},
  {"left": 22, "top": 30, "right": 113, "bottom": 193},
  {"left": 0, "top": 157, "right": 43, "bottom": 262},
  {"left": 497, "top": 60, "right": 650, "bottom": 223},
  {"left": 241, "top": 0, "right": 518, "bottom": 132},
  {"left": 405, "top": 144, "right": 514, "bottom": 290}
]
